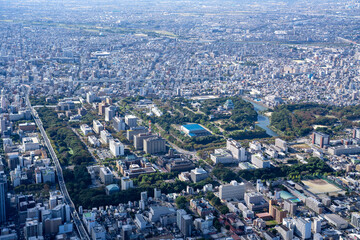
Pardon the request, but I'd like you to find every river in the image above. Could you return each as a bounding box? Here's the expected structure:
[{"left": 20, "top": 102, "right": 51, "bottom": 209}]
[{"left": 243, "top": 98, "right": 279, "bottom": 137}]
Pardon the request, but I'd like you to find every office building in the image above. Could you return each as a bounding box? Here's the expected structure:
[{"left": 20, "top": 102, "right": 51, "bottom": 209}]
[
  {"left": 86, "top": 92, "right": 96, "bottom": 103},
  {"left": 134, "top": 133, "right": 157, "bottom": 150},
  {"left": 283, "top": 199, "right": 297, "bottom": 216},
  {"left": 269, "top": 200, "right": 287, "bottom": 223},
  {"left": 141, "top": 191, "right": 147, "bottom": 202},
  {"left": 190, "top": 168, "right": 208, "bottom": 183},
  {"left": 305, "top": 197, "right": 324, "bottom": 214},
  {"left": 177, "top": 209, "right": 186, "bottom": 228},
  {"left": 352, "top": 212, "right": 360, "bottom": 228},
  {"left": 275, "top": 138, "right": 288, "bottom": 152},
  {"left": 112, "top": 116, "right": 126, "bottom": 132},
  {"left": 100, "top": 130, "right": 113, "bottom": 144},
  {"left": 121, "top": 177, "right": 133, "bottom": 190},
  {"left": 294, "top": 218, "right": 311, "bottom": 239},
  {"left": 328, "top": 145, "right": 360, "bottom": 156},
  {"left": 353, "top": 128, "right": 360, "bottom": 139},
  {"left": 99, "top": 167, "right": 113, "bottom": 185},
  {"left": 313, "top": 218, "right": 322, "bottom": 233},
  {"left": 227, "top": 138, "right": 246, "bottom": 161},
  {"left": 245, "top": 192, "right": 269, "bottom": 211},
  {"left": 22, "top": 136, "right": 40, "bottom": 151},
  {"left": 312, "top": 131, "right": 330, "bottom": 148},
  {"left": 122, "top": 225, "right": 132, "bottom": 240},
  {"left": 251, "top": 154, "right": 271, "bottom": 168},
  {"left": 154, "top": 188, "right": 161, "bottom": 199},
  {"left": 92, "top": 120, "right": 104, "bottom": 134},
  {"left": 105, "top": 106, "right": 116, "bottom": 122},
  {"left": 0, "top": 179, "right": 6, "bottom": 224},
  {"left": 109, "top": 139, "right": 124, "bottom": 157},
  {"left": 177, "top": 209, "right": 192, "bottom": 237},
  {"left": 144, "top": 136, "right": 166, "bottom": 154},
  {"left": 126, "top": 126, "right": 148, "bottom": 141},
  {"left": 98, "top": 102, "right": 108, "bottom": 116},
  {"left": 24, "top": 219, "right": 41, "bottom": 239},
  {"left": 275, "top": 225, "right": 293, "bottom": 240},
  {"left": 91, "top": 224, "right": 106, "bottom": 240},
  {"left": 181, "top": 214, "right": 192, "bottom": 237},
  {"left": 219, "top": 180, "right": 245, "bottom": 200},
  {"left": 125, "top": 115, "right": 138, "bottom": 128},
  {"left": 80, "top": 124, "right": 93, "bottom": 136},
  {"left": 324, "top": 213, "right": 348, "bottom": 230}
]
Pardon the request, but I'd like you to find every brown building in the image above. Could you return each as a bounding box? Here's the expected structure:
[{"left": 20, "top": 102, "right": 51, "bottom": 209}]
[
  {"left": 98, "top": 101, "right": 109, "bottom": 116},
  {"left": 269, "top": 200, "right": 288, "bottom": 224},
  {"left": 19, "top": 122, "right": 36, "bottom": 132}
]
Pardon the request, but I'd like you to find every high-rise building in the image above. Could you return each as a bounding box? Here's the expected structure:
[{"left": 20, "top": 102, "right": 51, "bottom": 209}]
[
  {"left": 98, "top": 102, "right": 109, "bottom": 116},
  {"left": 86, "top": 92, "right": 96, "bottom": 104},
  {"left": 99, "top": 167, "right": 113, "bottom": 185},
  {"left": 92, "top": 120, "right": 104, "bottom": 134},
  {"left": 134, "top": 133, "right": 157, "bottom": 150},
  {"left": 351, "top": 212, "right": 360, "bottom": 228},
  {"left": 219, "top": 180, "right": 245, "bottom": 200},
  {"left": 275, "top": 138, "right": 288, "bottom": 152},
  {"left": 190, "top": 168, "right": 208, "bottom": 183},
  {"left": 125, "top": 115, "right": 138, "bottom": 128},
  {"left": 122, "top": 225, "right": 132, "bottom": 240},
  {"left": 154, "top": 188, "right": 161, "bottom": 199},
  {"left": 226, "top": 138, "right": 246, "bottom": 161},
  {"left": 294, "top": 218, "right": 311, "bottom": 239},
  {"left": 177, "top": 209, "right": 192, "bottom": 237},
  {"left": 177, "top": 209, "right": 186, "bottom": 229},
  {"left": 312, "top": 132, "right": 330, "bottom": 148},
  {"left": 105, "top": 106, "right": 116, "bottom": 122},
  {"left": 109, "top": 139, "right": 124, "bottom": 157},
  {"left": 121, "top": 177, "right": 133, "bottom": 191},
  {"left": 353, "top": 128, "right": 360, "bottom": 139},
  {"left": 126, "top": 126, "right": 148, "bottom": 141},
  {"left": 251, "top": 154, "right": 271, "bottom": 168},
  {"left": 24, "top": 219, "right": 40, "bottom": 239},
  {"left": 181, "top": 214, "right": 192, "bottom": 237},
  {"left": 141, "top": 191, "right": 147, "bottom": 202},
  {"left": 112, "top": 117, "right": 126, "bottom": 132},
  {"left": 0, "top": 178, "right": 6, "bottom": 224},
  {"left": 313, "top": 217, "right": 322, "bottom": 233},
  {"left": 144, "top": 137, "right": 166, "bottom": 154}
]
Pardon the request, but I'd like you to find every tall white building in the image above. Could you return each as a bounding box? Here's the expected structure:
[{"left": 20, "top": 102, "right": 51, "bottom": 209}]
[
  {"left": 227, "top": 139, "right": 246, "bottom": 161},
  {"left": 92, "top": 120, "right": 104, "bottom": 134},
  {"left": 251, "top": 154, "right": 271, "bottom": 168},
  {"left": 294, "top": 218, "right": 311, "bottom": 239},
  {"left": 112, "top": 117, "right": 126, "bottom": 132},
  {"left": 86, "top": 92, "right": 96, "bottom": 103},
  {"left": 121, "top": 177, "right": 133, "bottom": 190},
  {"left": 313, "top": 217, "right": 322, "bottom": 233},
  {"left": 99, "top": 167, "right": 113, "bottom": 185},
  {"left": 105, "top": 106, "right": 116, "bottom": 122},
  {"left": 125, "top": 115, "right": 138, "bottom": 128},
  {"left": 352, "top": 212, "right": 360, "bottom": 228},
  {"left": 275, "top": 138, "right": 288, "bottom": 152},
  {"left": 219, "top": 180, "right": 245, "bottom": 200},
  {"left": 109, "top": 139, "right": 124, "bottom": 157}
]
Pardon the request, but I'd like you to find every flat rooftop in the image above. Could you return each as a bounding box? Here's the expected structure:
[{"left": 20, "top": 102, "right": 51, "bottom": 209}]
[{"left": 182, "top": 124, "right": 206, "bottom": 131}]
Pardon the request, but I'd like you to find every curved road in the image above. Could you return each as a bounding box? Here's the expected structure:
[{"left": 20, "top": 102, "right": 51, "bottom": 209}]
[{"left": 25, "top": 88, "right": 90, "bottom": 240}]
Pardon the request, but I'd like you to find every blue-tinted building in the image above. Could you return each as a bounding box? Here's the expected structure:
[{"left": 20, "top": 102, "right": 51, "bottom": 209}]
[{"left": 181, "top": 124, "right": 211, "bottom": 137}]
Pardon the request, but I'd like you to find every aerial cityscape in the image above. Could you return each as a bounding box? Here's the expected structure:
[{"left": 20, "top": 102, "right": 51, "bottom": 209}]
[{"left": 1, "top": 0, "right": 360, "bottom": 239}]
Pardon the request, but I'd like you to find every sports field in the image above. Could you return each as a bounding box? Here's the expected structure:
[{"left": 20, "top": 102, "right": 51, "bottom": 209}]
[{"left": 302, "top": 179, "right": 343, "bottom": 196}]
